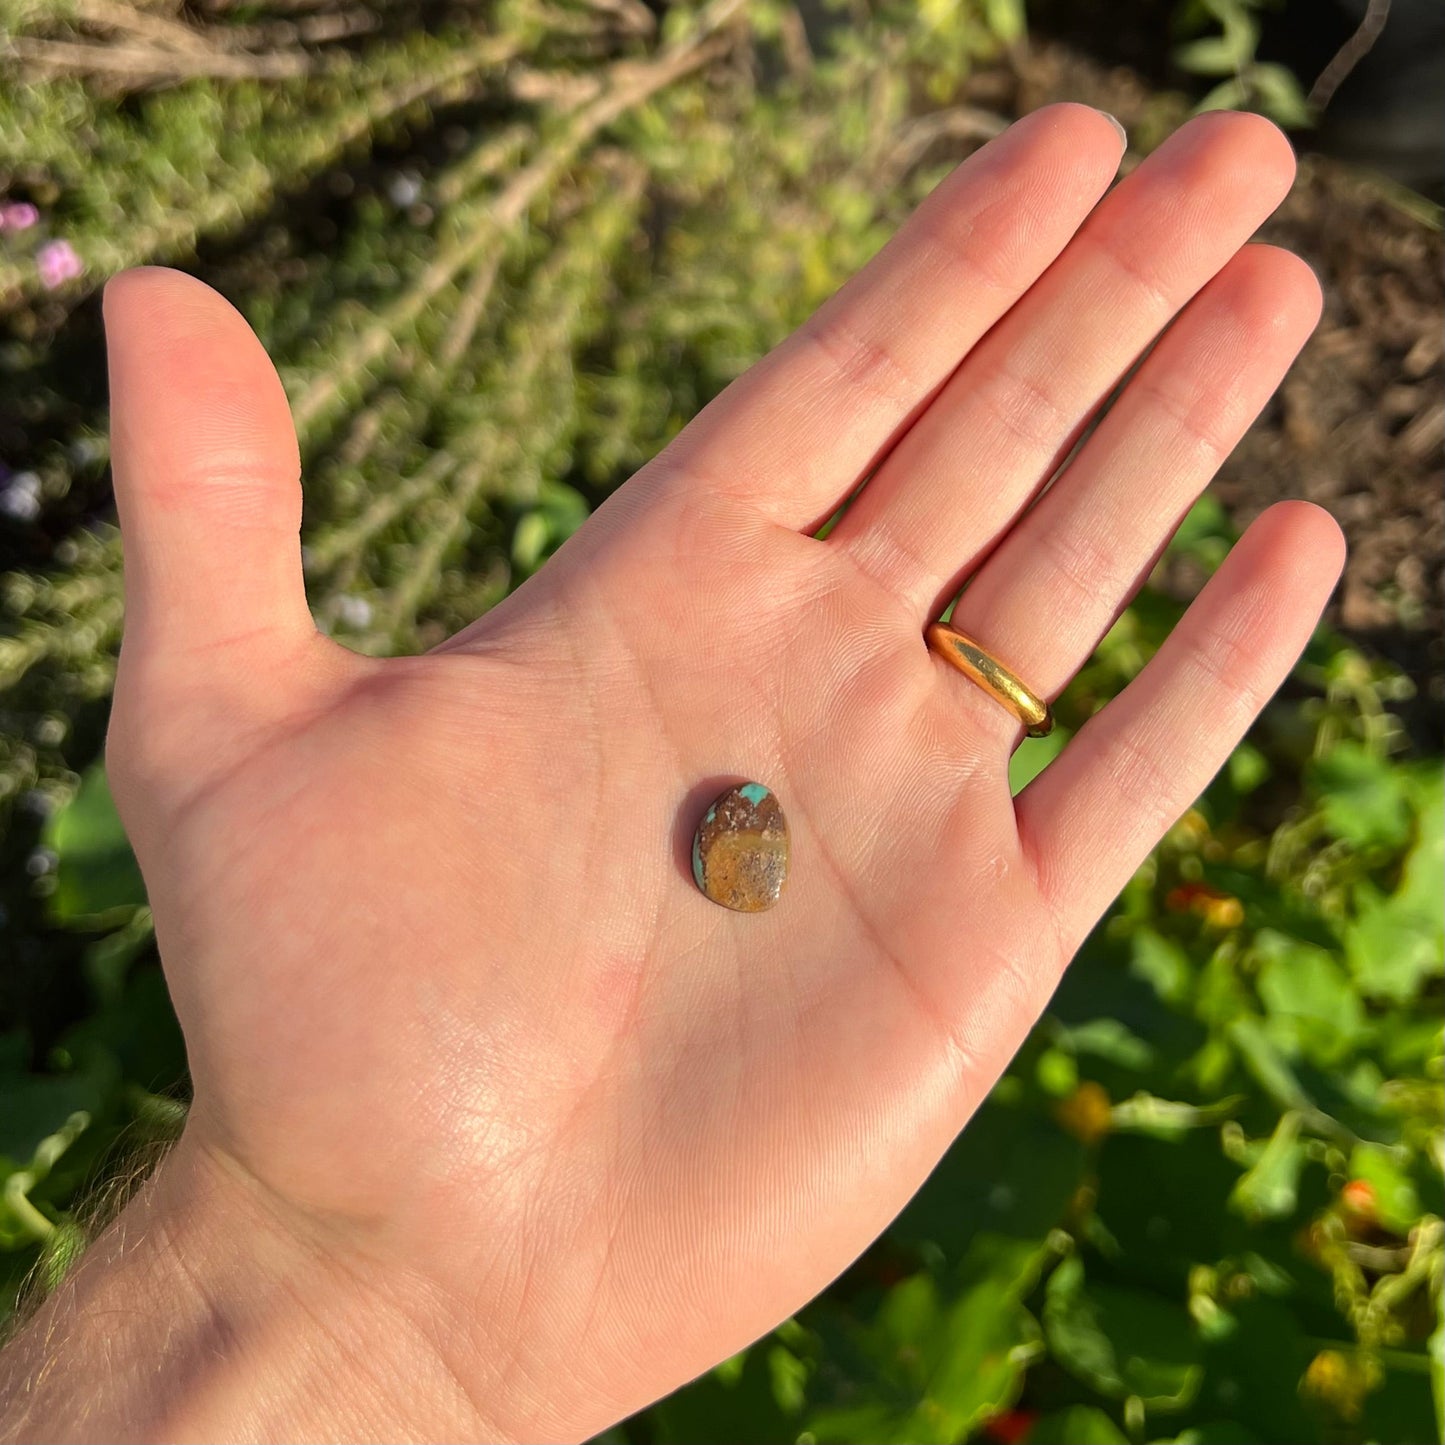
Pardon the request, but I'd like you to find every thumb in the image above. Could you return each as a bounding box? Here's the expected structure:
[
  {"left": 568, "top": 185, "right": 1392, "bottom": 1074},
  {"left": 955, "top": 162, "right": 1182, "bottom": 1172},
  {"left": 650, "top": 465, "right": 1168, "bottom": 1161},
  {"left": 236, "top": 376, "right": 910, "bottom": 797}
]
[{"left": 103, "top": 268, "right": 339, "bottom": 807}]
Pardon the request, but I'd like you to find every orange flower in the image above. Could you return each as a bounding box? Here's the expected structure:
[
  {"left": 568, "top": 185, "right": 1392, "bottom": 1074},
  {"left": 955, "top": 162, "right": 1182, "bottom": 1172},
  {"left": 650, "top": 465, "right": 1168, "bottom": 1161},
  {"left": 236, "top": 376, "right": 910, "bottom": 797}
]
[
  {"left": 1165, "top": 881, "right": 1243, "bottom": 928},
  {"left": 1340, "top": 1179, "right": 1379, "bottom": 1232},
  {"left": 1055, "top": 1081, "right": 1112, "bottom": 1145}
]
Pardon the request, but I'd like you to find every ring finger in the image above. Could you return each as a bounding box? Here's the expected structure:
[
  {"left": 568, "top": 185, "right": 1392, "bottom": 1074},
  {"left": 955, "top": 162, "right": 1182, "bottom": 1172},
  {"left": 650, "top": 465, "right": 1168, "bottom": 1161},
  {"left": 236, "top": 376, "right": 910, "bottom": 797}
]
[{"left": 940, "top": 241, "right": 1323, "bottom": 745}]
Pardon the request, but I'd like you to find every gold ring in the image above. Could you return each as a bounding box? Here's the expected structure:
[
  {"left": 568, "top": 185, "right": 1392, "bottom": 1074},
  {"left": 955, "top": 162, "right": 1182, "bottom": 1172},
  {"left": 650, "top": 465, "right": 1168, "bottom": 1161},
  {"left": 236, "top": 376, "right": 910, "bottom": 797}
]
[{"left": 925, "top": 622, "right": 1054, "bottom": 738}]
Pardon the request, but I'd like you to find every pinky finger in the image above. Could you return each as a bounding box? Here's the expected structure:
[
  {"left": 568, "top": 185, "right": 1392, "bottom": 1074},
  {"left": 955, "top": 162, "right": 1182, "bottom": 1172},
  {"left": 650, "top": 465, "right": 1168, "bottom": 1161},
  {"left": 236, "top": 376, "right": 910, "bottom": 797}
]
[{"left": 1016, "top": 501, "right": 1345, "bottom": 949}]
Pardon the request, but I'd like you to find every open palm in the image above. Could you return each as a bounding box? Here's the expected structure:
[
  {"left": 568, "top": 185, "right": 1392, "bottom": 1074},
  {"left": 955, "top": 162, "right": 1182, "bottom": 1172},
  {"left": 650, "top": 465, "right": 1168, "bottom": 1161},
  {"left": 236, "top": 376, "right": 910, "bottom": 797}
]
[{"left": 101, "top": 106, "right": 1341, "bottom": 1442}]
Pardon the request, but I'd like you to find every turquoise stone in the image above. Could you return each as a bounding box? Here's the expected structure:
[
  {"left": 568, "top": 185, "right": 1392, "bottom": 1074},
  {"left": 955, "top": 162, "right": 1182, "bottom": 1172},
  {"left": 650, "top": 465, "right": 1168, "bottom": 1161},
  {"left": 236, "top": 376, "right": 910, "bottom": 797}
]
[{"left": 691, "top": 783, "right": 789, "bottom": 912}]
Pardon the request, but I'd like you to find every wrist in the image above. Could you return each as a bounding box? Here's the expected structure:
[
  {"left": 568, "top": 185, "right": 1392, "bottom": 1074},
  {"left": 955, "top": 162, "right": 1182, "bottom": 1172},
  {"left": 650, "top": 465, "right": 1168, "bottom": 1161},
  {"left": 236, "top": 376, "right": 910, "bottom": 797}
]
[{"left": 0, "top": 1134, "right": 499, "bottom": 1444}]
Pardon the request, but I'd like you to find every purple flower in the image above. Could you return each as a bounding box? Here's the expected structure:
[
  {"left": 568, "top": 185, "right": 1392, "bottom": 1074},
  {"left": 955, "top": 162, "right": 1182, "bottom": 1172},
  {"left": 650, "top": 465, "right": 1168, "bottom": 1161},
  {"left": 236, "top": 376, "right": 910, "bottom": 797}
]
[
  {"left": 37, "top": 239, "right": 83, "bottom": 289},
  {"left": 0, "top": 201, "right": 39, "bottom": 231}
]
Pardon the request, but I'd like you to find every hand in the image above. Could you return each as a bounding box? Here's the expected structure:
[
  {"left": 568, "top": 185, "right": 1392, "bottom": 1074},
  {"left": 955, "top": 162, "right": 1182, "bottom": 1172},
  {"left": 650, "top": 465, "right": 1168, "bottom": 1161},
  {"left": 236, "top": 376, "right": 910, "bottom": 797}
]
[{"left": 9, "top": 105, "right": 1343, "bottom": 1442}]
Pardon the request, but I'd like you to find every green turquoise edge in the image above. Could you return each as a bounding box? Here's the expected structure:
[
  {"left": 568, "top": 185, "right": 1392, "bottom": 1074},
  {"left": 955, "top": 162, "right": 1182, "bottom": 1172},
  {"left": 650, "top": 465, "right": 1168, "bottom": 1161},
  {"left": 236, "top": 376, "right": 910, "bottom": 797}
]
[{"left": 693, "top": 783, "right": 772, "bottom": 896}]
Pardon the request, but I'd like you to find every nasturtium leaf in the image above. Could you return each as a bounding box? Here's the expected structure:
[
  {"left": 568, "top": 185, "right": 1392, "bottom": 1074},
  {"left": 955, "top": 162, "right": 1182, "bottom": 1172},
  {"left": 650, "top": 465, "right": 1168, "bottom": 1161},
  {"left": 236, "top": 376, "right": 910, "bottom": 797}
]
[
  {"left": 1043, "top": 1255, "right": 1202, "bottom": 1408},
  {"left": 911, "top": 1276, "right": 1042, "bottom": 1442},
  {"left": 806, "top": 1242, "right": 1047, "bottom": 1444},
  {"left": 894, "top": 1101, "right": 1084, "bottom": 1256},
  {"left": 1254, "top": 931, "right": 1366, "bottom": 1064},
  {"left": 1196, "top": 1297, "right": 1314, "bottom": 1444},
  {"left": 1344, "top": 765, "right": 1444, "bottom": 1002},
  {"left": 1345, "top": 889, "right": 1443, "bottom": 1004},
  {"left": 1308, "top": 740, "right": 1413, "bottom": 851},
  {"left": 1094, "top": 1131, "right": 1239, "bottom": 1286}
]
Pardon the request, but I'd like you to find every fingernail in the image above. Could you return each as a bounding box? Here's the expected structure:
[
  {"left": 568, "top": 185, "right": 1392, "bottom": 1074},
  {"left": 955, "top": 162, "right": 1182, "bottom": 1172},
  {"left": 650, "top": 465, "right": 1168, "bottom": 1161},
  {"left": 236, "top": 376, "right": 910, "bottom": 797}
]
[{"left": 1098, "top": 110, "right": 1128, "bottom": 147}]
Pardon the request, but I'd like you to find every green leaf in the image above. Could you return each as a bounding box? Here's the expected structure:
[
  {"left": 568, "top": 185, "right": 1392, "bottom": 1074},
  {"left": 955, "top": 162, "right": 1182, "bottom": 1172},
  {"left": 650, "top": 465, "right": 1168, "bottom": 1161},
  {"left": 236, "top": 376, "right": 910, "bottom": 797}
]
[
  {"left": 914, "top": 1273, "right": 1042, "bottom": 1440},
  {"left": 1130, "top": 928, "right": 1192, "bottom": 1007},
  {"left": 1228, "top": 1111, "right": 1304, "bottom": 1222},
  {"left": 1347, "top": 1145, "right": 1421, "bottom": 1234},
  {"left": 1396, "top": 764, "right": 1445, "bottom": 914},
  {"left": 1226, "top": 742, "right": 1270, "bottom": 796},
  {"left": 1344, "top": 765, "right": 1445, "bottom": 1001},
  {"left": 511, "top": 510, "right": 550, "bottom": 570},
  {"left": 43, "top": 764, "right": 147, "bottom": 924},
  {"left": 808, "top": 1241, "right": 1048, "bottom": 1443},
  {"left": 982, "top": 0, "right": 1026, "bottom": 46},
  {"left": 1168, "top": 495, "right": 1235, "bottom": 570},
  {"left": 1174, "top": 36, "right": 1243, "bottom": 74},
  {"left": 1308, "top": 741, "right": 1413, "bottom": 851},
  {"left": 1010, "top": 725, "right": 1069, "bottom": 795},
  {"left": 1254, "top": 931, "right": 1366, "bottom": 1063},
  {"left": 1361, "top": 1352, "right": 1439, "bottom": 1445},
  {"left": 1195, "top": 1296, "right": 1313, "bottom": 1443},
  {"left": 1060, "top": 1018, "right": 1157, "bottom": 1073},
  {"left": 1345, "top": 889, "right": 1443, "bottom": 1003},
  {"left": 1093, "top": 1131, "right": 1241, "bottom": 1286},
  {"left": 537, "top": 479, "right": 589, "bottom": 534},
  {"left": 894, "top": 1100, "right": 1085, "bottom": 1256},
  {"left": 1226, "top": 1016, "right": 1311, "bottom": 1111},
  {"left": 1043, "top": 1255, "right": 1203, "bottom": 1408},
  {"left": 1109, "top": 1091, "right": 1242, "bottom": 1140},
  {"left": 1248, "top": 63, "right": 1313, "bottom": 128},
  {"left": 1037, "top": 1046, "right": 1079, "bottom": 1097},
  {"left": 60, "top": 965, "right": 186, "bottom": 1096},
  {"left": 1030, "top": 1405, "right": 1128, "bottom": 1443},
  {"left": 1197, "top": 77, "right": 1249, "bottom": 112}
]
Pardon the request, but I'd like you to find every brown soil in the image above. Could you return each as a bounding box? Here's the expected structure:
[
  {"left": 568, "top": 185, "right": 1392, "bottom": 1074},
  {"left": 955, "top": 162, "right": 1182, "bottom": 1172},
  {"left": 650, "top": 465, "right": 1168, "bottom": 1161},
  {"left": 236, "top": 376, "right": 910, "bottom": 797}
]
[{"left": 1007, "top": 45, "right": 1445, "bottom": 747}]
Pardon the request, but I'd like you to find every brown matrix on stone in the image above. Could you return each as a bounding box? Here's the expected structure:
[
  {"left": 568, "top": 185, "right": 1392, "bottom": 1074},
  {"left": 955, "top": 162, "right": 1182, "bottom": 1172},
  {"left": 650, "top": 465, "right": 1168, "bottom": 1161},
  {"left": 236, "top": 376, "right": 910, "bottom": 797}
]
[{"left": 691, "top": 783, "right": 789, "bottom": 912}]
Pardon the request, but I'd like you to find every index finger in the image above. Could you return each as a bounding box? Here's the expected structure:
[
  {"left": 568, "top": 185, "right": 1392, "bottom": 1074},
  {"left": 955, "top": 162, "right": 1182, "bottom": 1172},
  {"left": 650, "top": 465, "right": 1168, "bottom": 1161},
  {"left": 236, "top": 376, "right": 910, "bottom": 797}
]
[{"left": 651, "top": 103, "right": 1125, "bottom": 531}]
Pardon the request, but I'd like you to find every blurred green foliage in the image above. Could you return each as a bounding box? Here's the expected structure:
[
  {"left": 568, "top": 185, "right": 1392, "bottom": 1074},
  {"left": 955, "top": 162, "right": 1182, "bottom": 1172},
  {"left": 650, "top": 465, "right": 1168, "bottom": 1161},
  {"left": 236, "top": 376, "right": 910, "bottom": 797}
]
[
  {"left": 1174, "top": 0, "right": 1312, "bottom": 125},
  {"left": 0, "top": 3, "right": 1440, "bottom": 1442}
]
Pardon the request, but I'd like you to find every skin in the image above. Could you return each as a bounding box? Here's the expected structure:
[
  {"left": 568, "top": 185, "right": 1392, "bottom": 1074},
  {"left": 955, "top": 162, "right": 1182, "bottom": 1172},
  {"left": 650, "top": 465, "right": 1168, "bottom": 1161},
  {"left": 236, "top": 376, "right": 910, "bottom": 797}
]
[{"left": 0, "top": 105, "right": 1345, "bottom": 1443}]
